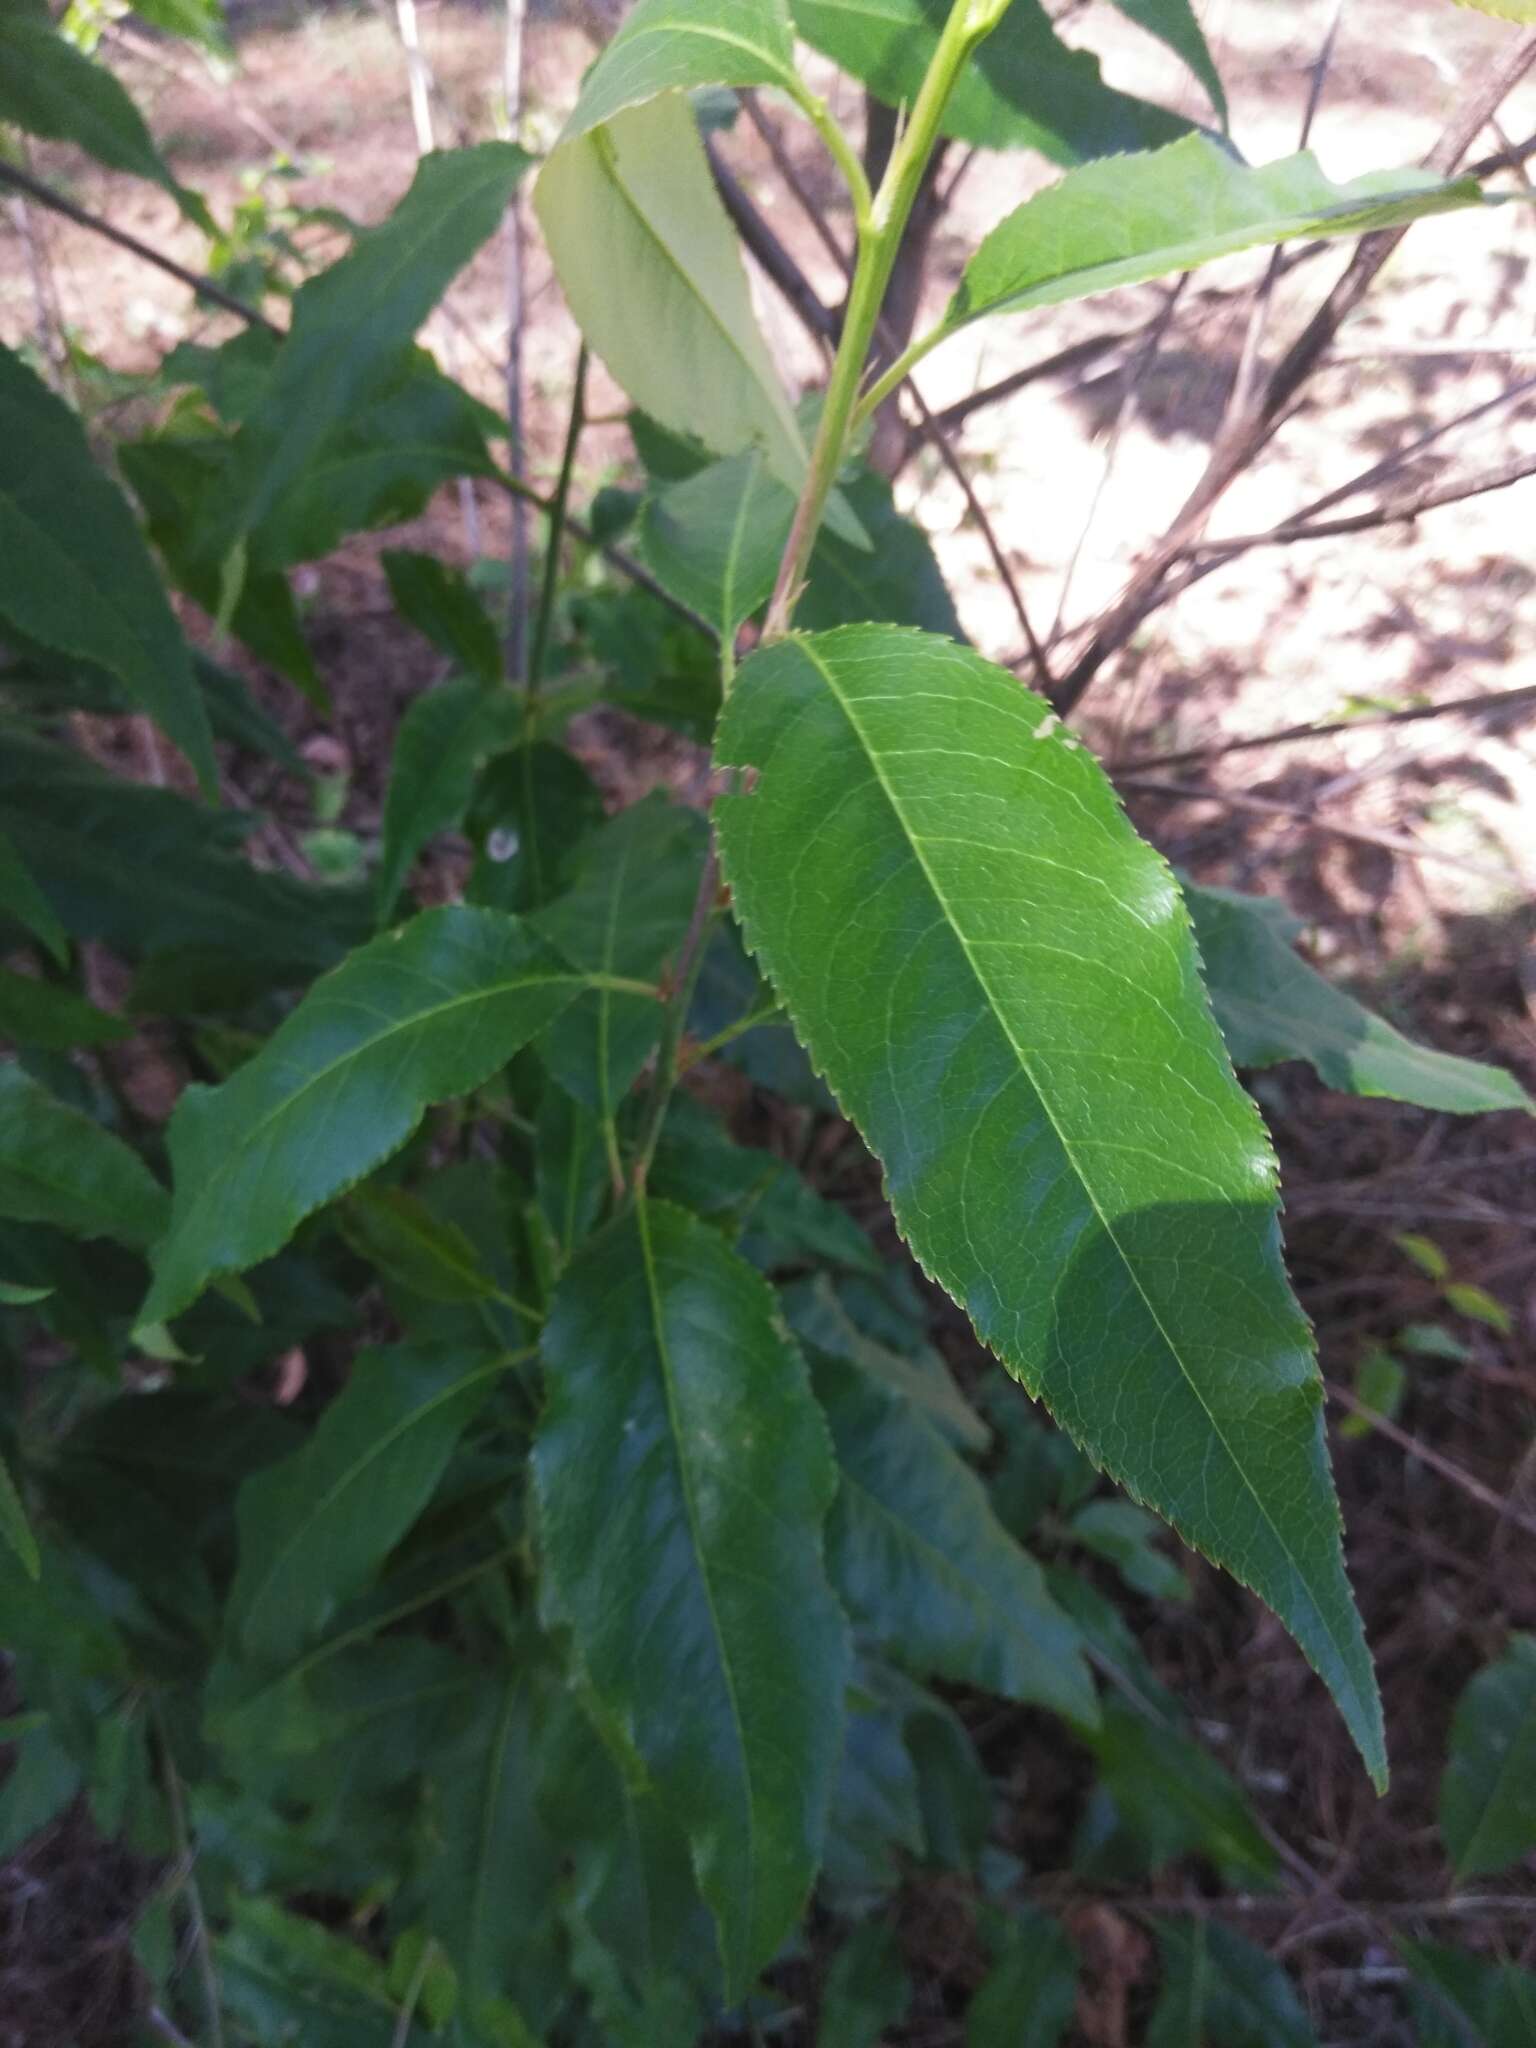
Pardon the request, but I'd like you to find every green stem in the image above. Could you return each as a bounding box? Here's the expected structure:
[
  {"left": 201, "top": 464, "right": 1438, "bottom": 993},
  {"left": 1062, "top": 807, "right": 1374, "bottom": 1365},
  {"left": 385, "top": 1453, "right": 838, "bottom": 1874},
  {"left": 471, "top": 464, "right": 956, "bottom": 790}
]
[
  {"left": 761, "top": 0, "right": 1008, "bottom": 640},
  {"left": 526, "top": 344, "right": 589, "bottom": 709},
  {"left": 855, "top": 320, "right": 953, "bottom": 426},
  {"left": 784, "top": 77, "right": 873, "bottom": 233}
]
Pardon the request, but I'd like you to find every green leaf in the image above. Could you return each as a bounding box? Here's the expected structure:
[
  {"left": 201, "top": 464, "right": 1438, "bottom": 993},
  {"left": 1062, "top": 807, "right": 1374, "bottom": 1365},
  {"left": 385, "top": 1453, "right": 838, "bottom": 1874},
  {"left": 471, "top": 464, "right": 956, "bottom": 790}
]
[
  {"left": 529, "top": 795, "right": 704, "bottom": 1117},
  {"left": 142, "top": 906, "right": 585, "bottom": 1324},
  {"left": 341, "top": 1185, "right": 503, "bottom": 1306},
  {"left": 0, "top": 14, "right": 212, "bottom": 229},
  {"left": 0, "top": 1720, "right": 80, "bottom": 1856},
  {"left": 1440, "top": 1634, "right": 1536, "bottom": 1882},
  {"left": 1109, "top": 0, "right": 1227, "bottom": 124},
  {"left": 1067, "top": 1498, "right": 1190, "bottom": 1602},
  {"left": 1077, "top": 1699, "right": 1278, "bottom": 1886},
  {"left": 225, "top": 1343, "right": 511, "bottom": 1668},
  {"left": 811, "top": 1347, "right": 1097, "bottom": 1725},
  {"left": 783, "top": 1272, "right": 989, "bottom": 1453},
  {"left": 218, "top": 1896, "right": 431, "bottom": 2048},
  {"left": 715, "top": 625, "right": 1384, "bottom": 1784},
  {"left": 0, "top": 1064, "right": 168, "bottom": 1249},
  {"left": 1450, "top": 0, "right": 1536, "bottom": 17},
  {"left": 384, "top": 549, "right": 504, "bottom": 686},
  {"left": 0, "top": 347, "right": 216, "bottom": 794},
  {"left": 1401, "top": 1939, "right": 1536, "bottom": 2048},
  {"left": 0, "top": 1452, "right": 39, "bottom": 1581},
  {"left": 1187, "top": 882, "right": 1534, "bottom": 1114},
  {"left": 0, "top": 969, "right": 130, "bottom": 1052},
  {"left": 1338, "top": 1347, "right": 1406, "bottom": 1440},
  {"left": 376, "top": 679, "right": 521, "bottom": 924},
  {"left": 468, "top": 743, "right": 606, "bottom": 917},
  {"left": 0, "top": 1280, "right": 52, "bottom": 1305},
  {"left": 638, "top": 448, "right": 792, "bottom": 643},
  {"left": 791, "top": 0, "right": 1189, "bottom": 161},
  {"left": 562, "top": 0, "right": 800, "bottom": 138},
  {"left": 535, "top": 94, "right": 811, "bottom": 504},
  {"left": 130, "top": 0, "right": 228, "bottom": 50},
  {"left": 1445, "top": 1281, "right": 1513, "bottom": 1332},
  {"left": 942, "top": 135, "right": 1488, "bottom": 342},
  {"left": 799, "top": 468, "right": 964, "bottom": 640},
  {"left": 205, "top": 145, "right": 530, "bottom": 564},
  {"left": 817, "top": 1920, "right": 910, "bottom": 2048},
  {"left": 0, "top": 825, "right": 68, "bottom": 965},
  {"left": 1149, "top": 1921, "right": 1319, "bottom": 2048},
  {"left": 968, "top": 1908, "right": 1078, "bottom": 2048},
  {"left": 534, "top": 1198, "right": 848, "bottom": 1991}
]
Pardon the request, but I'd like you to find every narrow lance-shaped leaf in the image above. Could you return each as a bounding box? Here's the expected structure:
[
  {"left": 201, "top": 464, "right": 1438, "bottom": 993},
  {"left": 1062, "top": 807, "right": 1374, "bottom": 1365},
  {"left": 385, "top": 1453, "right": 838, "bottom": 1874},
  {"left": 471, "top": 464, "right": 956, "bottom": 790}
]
[
  {"left": 967, "top": 1909, "right": 1079, "bottom": 2048},
  {"left": 1186, "top": 881, "right": 1534, "bottom": 1116},
  {"left": 0, "top": 347, "right": 216, "bottom": 795},
  {"left": 0, "top": 825, "right": 68, "bottom": 966},
  {"left": 1109, "top": 0, "right": 1227, "bottom": 124},
  {"left": 375, "top": 679, "right": 522, "bottom": 925},
  {"left": 0, "top": 1454, "right": 39, "bottom": 1582},
  {"left": 0, "top": 1065, "right": 169, "bottom": 1249},
  {"left": 142, "top": 905, "right": 586, "bottom": 1325},
  {"left": 0, "top": 13, "right": 212, "bottom": 230},
  {"left": 383, "top": 549, "right": 503, "bottom": 685},
  {"left": 929, "top": 134, "right": 1489, "bottom": 356},
  {"left": 561, "top": 0, "right": 801, "bottom": 139},
  {"left": 810, "top": 1349, "right": 1097, "bottom": 1725},
  {"left": 715, "top": 626, "right": 1385, "bottom": 1783},
  {"left": 204, "top": 144, "right": 531, "bottom": 565},
  {"left": 791, "top": 0, "right": 1189, "bottom": 162},
  {"left": 225, "top": 1343, "right": 512, "bottom": 1668},
  {"left": 535, "top": 94, "right": 811, "bottom": 506},
  {"left": 1440, "top": 1635, "right": 1536, "bottom": 1882},
  {"left": 534, "top": 1199, "right": 849, "bottom": 1991},
  {"left": 1149, "top": 1920, "right": 1320, "bottom": 2048}
]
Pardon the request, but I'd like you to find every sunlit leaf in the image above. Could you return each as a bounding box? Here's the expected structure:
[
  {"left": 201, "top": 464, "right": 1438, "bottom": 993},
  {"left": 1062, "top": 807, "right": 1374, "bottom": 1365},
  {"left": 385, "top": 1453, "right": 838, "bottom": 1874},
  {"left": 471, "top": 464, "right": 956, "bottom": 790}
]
[{"left": 562, "top": 0, "right": 800, "bottom": 138}]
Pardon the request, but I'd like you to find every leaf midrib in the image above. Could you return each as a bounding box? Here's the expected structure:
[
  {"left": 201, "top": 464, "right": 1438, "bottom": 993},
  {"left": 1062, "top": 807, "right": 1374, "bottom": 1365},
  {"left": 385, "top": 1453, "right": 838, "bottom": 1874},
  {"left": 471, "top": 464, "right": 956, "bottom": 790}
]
[{"left": 795, "top": 636, "right": 1352, "bottom": 1687}]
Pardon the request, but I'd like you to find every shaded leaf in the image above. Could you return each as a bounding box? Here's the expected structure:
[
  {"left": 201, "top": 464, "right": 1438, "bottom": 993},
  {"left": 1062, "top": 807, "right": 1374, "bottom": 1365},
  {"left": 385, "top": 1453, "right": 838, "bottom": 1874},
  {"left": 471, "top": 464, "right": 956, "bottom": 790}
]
[
  {"left": 0, "top": 1453, "right": 39, "bottom": 1581},
  {"left": 467, "top": 742, "right": 606, "bottom": 917},
  {"left": 1187, "top": 882, "right": 1533, "bottom": 1114},
  {"left": 817, "top": 1919, "right": 910, "bottom": 2048},
  {"left": 715, "top": 625, "right": 1384, "bottom": 1782},
  {"left": 1440, "top": 1634, "right": 1536, "bottom": 1882},
  {"left": 562, "top": 0, "right": 800, "bottom": 138},
  {"left": 783, "top": 1272, "right": 988, "bottom": 1452},
  {"left": 1401, "top": 1938, "right": 1536, "bottom": 2048},
  {"left": 811, "top": 1348, "right": 1097, "bottom": 1724},
  {"left": 0, "top": 1065, "right": 168, "bottom": 1249},
  {"left": 638, "top": 448, "right": 792, "bottom": 642},
  {"left": 217, "top": 1896, "right": 431, "bottom": 2048},
  {"left": 799, "top": 468, "right": 964, "bottom": 640},
  {"left": 0, "top": 346, "right": 215, "bottom": 793},
  {"left": 0, "top": 970, "right": 130, "bottom": 1052},
  {"left": 792, "top": 0, "right": 1188, "bottom": 161},
  {"left": 225, "top": 1344, "right": 511, "bottom": 1668},
  {"left": 205, "top": 145, "right": 530, "bottom": 564},
  {"left": 377, "top": 678, "right": 521, "bottom": 924},
  {"left": 0, "top": 825, "right": 68, "bottom": 966},
  {"left": 1067, "top": 1498, "right": 1190, "bottom": 1603},
  {"left": 1110, "top": 0, "right": 1227, "bottom": 123},
  {"left": 0, "top": 1721, "right": 79, "bottom": 1856},
  {"left": 534, "top": 1198, "right": 848, "bottom": 1990},
  {"left": 143, "top": 906, "right": 584, "bottom": 1323},
  {"left": 535, "top": 94, "right": 809, "bottom": 502},
  {"left": 968, "top": 1907, "right": 1078, "bottom": 2048},
  {"left": 1149, "top": 1920, "right": 1319, "bottom": 2048},
  {"left": 0, "top": 14, "right": 210, "bottom": 228},
  {"left": 1076, "top": 1699, "right": 1278, "bottom": 1887},
  {"left": 384, "top": 549, "right": 503, "bottom": 685}
]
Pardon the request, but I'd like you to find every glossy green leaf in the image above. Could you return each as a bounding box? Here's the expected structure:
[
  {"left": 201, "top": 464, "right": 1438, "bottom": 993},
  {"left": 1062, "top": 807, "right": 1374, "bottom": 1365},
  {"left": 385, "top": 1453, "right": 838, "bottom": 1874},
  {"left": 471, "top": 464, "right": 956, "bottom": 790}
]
[
  {"left": 1067, "top": 1499, "right": 1190, "bottom": 1603},
  {"left": 715, "top": 625, "right": 1384, "bottom": 1783},
  {"left": 1149, "top": 1921, "right": 1319, "bottom": 2048},
  {"left": 225, "top": 1343, "right": 510, "bottom": 1668},
  {"left": 0, "top": 970, "right": 129, "bottom": 1052},
  {"left": 0, "top": 1452, "right": 39, "bottom": 1581},
  {"left": 384, "top": 549, "right": 503, "bottom": 685},
  {"left": 811, "top": 1348, "right": 1097, "bottom": 1725},
  {"left": 530, "top": 794, "right": 704, "bottom": 1116},
  {"left": 0, "top": 347, "right": 216, "bottom": 793},
  {"left": 205, "top": 145, "right": 530, "bottom": 564},
  {"left": 534, "top": 1198, "right": 848, "bottom": 1990},
  {"left": 968, "top": 1908, "right": 1078, "bottom": 2048},
  {"left": 0, "top": 1065, "right": 168, "bottom": 1249},
  {"left": 817, "top": 1920, "right": 910, "bottom": 2048},
  {"left": 799, "top": 469, "right": 964, "bottom": 640},
  {"left": 377, "top": 679, "right": 521, "bottom": 924},
  {"left": 562, "top": 0, "right": 800, "bottom": 138},
  {"left": 143, "top": 906, "right": 585, "bottom": 1324},
  {"left": 1401, "top": 1939, "right": 1536, "bottom": 2048},
  {"left": 1440, "top": 1634, "right": 1536, "bottom": 1882},
  {"left": 791, "top": 0, "right": 1188, "bottom": 161},
  {"left": 0, "top": 825, "right": 67, "bottom": 966},
  {"left": 1187, "top": 882, "right": 1533, "bottom": 1114},
  {"left": 940, "top": 136, "right": 1487, "bottom": 344},
  {"left": 0, "top": 14, "right": 211, "bottom": 229},
  {"left": 535, "top": 94, "right": 810, "bottom": 503},
  {"left": 639, "top": 448, "right": 792, "bottom": 642}
]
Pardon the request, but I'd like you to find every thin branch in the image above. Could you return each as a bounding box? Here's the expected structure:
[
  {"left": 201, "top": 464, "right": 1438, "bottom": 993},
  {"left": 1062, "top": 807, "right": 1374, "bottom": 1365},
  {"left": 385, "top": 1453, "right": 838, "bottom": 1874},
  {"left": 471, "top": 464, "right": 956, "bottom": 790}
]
[
  {"left": 1119, "top": 774, "right": 1519, "bottom": 882},
  {"left": 527, "top": 345, "right": 590, "bottom": 700},
  {"left": 1327, "top": 1381, "right": 1536, "bottom": 1541},
  {"left": 1188, "top": 448, "right": 1536, "bottom": 559},
  {"left": 1054, "top": 26, "right": 1536, "bottom": 713},
  {"left": 708, "top": 140, "right": 840, "bottom": 353},
  {"left": 1114, "top": 678, "right": 1536, "bottom": 773},
  {"left": 0, "top": 157, "right": 279, "bottom": 334},
  {"left": 739, "top": 89, "right": 851, "bottom": 275}
]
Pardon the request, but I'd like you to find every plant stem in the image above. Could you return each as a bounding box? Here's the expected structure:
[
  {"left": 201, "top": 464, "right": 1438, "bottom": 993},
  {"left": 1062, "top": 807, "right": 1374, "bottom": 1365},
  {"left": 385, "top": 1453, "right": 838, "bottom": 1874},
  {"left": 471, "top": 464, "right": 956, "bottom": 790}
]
[
  {"left": 629, "top": 849, "right": 722, "bottom": 1196},
  {"left": 526, "top": 344, "right": 589, "bottom": 707},
  {"left": 761, "top": 0, "right": 1007, "bottom": 639}
]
